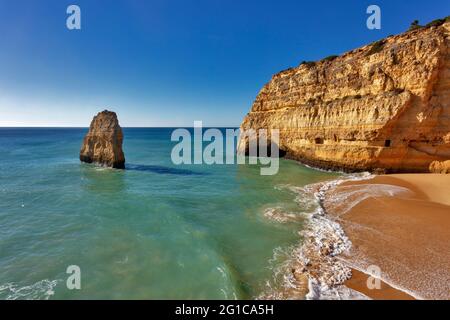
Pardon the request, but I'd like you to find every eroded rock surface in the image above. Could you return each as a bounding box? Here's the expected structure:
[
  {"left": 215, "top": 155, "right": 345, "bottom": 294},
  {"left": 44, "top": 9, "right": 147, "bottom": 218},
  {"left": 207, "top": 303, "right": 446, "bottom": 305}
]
[
  {"left": 80, "top": 110, "right": 125, "bottom": 169},
  {"left": 238, "top": 22, "right": 450, "bottom": 173},
  {"left": 429, "top": 160, "right": 450, "bottom": 173}
]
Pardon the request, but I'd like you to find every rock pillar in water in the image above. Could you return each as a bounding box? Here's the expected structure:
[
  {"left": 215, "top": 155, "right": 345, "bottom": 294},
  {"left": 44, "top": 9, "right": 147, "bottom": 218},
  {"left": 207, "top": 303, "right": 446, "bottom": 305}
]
[{"left": 80, "top": 110, "right": 125, "bottom": 169}]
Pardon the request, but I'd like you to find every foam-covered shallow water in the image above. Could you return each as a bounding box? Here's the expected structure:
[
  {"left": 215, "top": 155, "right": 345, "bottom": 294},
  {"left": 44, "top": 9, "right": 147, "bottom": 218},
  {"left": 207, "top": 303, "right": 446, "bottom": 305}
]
[
  {"left": 0, "top": 128, "right": 341, "bottom": 300},
  {"left": 258, "top": 173, "right": 377, "bottom": 300}
]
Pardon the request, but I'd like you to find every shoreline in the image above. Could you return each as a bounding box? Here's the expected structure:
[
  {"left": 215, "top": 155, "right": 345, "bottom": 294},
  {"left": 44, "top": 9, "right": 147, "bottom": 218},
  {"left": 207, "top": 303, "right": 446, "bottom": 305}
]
[
  {"left": 324, "top": 174, "right": 450, "bottom": 300},
  {"left": 345, "top": 268, "right": 415, "bottom": 300},
  {"left": 276, "top": 170, "right": 450, "bottom": 300},
  {"left": 270, "top": 172, "right": 373, "bottom": 300}
]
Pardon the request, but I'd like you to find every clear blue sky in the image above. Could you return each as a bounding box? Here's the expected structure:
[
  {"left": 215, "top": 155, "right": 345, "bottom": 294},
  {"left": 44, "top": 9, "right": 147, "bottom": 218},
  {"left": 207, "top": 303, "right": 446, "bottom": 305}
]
[{"left": 0, "top": 0, "right": 448, "bottom": 127}]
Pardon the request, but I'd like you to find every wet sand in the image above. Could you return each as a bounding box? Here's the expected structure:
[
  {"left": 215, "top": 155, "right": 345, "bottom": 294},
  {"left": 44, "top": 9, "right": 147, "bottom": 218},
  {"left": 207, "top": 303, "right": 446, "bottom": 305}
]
[
  {"left": 325, "top": 174, "right": 450, "bottom": 300},
  {"left": 346, "top": 269, "right": 415, "bottom": 300}
]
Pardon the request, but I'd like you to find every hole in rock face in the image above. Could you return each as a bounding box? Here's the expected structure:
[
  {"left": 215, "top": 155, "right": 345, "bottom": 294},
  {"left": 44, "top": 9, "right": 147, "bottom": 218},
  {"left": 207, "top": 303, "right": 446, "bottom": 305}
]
[
  {"left": 243, "top": 141, "right": 287, "bottom": 158},
  {"left": 259, "top": 142, "right": 287, "bottom": 158},
  {"left": 315, "top": 137, "right": 324, "bottom": 145},
  {"left": 277, "top": 147, "right": 287, "bottom": 158},
  {"left": 385, "top": 139, "right": 391, "bottom": 147}
]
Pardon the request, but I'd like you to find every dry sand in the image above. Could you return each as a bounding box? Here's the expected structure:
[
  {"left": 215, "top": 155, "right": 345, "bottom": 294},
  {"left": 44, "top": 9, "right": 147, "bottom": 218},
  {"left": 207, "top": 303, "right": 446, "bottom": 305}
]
[{"left": 325, "top": 174, "right": 450, "bottom": 300}]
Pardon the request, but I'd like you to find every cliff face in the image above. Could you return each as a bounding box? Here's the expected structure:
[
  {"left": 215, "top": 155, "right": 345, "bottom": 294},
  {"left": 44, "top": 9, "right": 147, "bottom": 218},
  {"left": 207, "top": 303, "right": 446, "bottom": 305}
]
[
  {"left": 80, "top": 110, "right": 125, "bottom": 169},
  {"left": 238, "top": 22, "right": 450, "bottom": 173}
]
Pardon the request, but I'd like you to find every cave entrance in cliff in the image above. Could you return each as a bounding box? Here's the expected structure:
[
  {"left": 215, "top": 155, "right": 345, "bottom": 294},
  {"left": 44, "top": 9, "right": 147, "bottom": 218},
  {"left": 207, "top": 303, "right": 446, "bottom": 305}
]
[
  {"left": 385, "top": 139, "right": 391, "bottom": 147},
  {"left": 315, "top": 137, "right": 324, "bottom": 145},
  {"left": 275, "top": 145, "right": 287, "bottom": 158},
  {"left": 257, "top": 143, "right": 287, "bottom": 158},
  {"left": 243, "top": 141, "right": 287, "bottom": 158}
]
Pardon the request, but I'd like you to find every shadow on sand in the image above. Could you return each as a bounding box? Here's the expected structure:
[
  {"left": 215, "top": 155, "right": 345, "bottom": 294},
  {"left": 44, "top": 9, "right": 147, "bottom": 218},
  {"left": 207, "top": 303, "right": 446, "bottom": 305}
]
[{"left": 125, "top": 164, "right": 206, "bottom": 176}]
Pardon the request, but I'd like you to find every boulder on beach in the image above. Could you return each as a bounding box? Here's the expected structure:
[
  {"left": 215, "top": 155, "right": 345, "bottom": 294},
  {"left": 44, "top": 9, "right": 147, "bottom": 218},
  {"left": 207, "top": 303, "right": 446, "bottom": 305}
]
[{"left": 80, "top": 110, "right": 125, "bottom": 169}]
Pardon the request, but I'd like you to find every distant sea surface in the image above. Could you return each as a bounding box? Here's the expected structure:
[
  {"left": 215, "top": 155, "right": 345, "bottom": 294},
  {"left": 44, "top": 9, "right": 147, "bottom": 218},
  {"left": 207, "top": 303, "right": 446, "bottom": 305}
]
[{"left": 0, "top": 128, "right": 339, "bottom": 299}]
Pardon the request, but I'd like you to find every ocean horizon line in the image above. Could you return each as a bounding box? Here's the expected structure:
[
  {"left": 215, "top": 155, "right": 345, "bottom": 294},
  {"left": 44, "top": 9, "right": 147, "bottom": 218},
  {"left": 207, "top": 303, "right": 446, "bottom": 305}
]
[{"left": 0, "top": 126, "right": 241, "bottom": 129}]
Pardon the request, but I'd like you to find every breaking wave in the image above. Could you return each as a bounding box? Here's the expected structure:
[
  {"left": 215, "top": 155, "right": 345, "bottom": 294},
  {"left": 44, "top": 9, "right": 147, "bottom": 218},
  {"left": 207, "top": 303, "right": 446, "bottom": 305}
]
[
  {"left": 324, "top": 183, "right": 412, "bottom": 217},
  {"left": 260, "top": 172, "right": 375, "bottom": 300}
]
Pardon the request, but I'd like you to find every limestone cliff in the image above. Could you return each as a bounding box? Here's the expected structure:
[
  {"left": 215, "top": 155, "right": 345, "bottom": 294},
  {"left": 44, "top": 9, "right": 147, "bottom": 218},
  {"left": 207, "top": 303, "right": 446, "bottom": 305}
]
[
  {"left": 238, "top": 22, "right": 450, "bottom": 173},
  {"left": 80, "top": 110, "right": 125, "bottom": 169}
]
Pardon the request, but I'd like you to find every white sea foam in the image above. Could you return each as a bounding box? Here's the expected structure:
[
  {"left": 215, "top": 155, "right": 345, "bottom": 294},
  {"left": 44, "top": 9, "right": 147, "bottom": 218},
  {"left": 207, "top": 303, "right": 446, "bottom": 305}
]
[
  {"left": 257, "top": 244, "right": 303, "bottom": 300},
  {"left": 302, "top": 173, "right": 378, "bottom": 299},
  {"left": 260, "top": 172, "right": 377, "bottom": 300},
  {"left": 306, "top": 278, "right": 370, "bottom": 300},
  {"left": 324, "top": 183, "right": 412, "bottom": 217},
  {"left": 261, "top": 172, "right": 423, "bottom": 300},
  {"left": 0, "top": 279, "right": 60, "bottom": 300},
  {"left": 274, "top": 184, "right": 318, "bottom": 211},
  {"left": 263, "top": 207, "right": 301, "bottom": 223},
  {"left": 217, "top": 266, "right": 227, "bottom": 279}
]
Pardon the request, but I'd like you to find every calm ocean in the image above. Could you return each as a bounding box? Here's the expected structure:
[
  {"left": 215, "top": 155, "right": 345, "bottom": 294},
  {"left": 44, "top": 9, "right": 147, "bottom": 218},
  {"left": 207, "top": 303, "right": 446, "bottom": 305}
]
[{"left": 0, "top": 128, "right": 339, "bottom": 299}]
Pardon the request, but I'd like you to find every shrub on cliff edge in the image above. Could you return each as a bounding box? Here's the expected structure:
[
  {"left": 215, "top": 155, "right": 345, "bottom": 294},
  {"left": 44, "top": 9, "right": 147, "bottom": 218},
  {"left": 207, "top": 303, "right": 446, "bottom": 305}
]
[
  {"left": 408, "top": 20, "right": 423, "bottom": 31},
  {"left": 425, "top": 18, "right": 447, "bottom": 28},
  {"left": 300, "top": 61, "right": 316, "bottom": 68},
  {"left": 322, "top": 55, "right": 339, "bottom": 62}
]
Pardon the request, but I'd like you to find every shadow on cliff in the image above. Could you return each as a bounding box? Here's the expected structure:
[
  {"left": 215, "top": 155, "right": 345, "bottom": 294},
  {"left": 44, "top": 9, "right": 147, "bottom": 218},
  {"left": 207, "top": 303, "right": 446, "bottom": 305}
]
[{"left": 125, "top": 164, "right": 207, "bottom": 176}]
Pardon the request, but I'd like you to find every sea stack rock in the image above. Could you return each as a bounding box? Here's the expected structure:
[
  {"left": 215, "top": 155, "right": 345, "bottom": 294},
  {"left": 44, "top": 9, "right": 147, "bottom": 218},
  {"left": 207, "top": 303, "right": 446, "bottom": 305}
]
[
  {"left": 80, "top": 110, "right": 125, "bottom": 169},
  {"left": 238, "top": 21, "right": 450, "bottom": 173}
]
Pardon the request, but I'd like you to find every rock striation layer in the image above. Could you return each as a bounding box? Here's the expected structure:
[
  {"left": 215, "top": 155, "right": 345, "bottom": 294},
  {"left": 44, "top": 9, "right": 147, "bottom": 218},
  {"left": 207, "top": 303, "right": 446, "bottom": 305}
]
[
  {"left": 238, "top": 22, "right": 450, "bottom": 173},
  {"left": 80, "top": 110, "right": 125, "bottom": 169}
]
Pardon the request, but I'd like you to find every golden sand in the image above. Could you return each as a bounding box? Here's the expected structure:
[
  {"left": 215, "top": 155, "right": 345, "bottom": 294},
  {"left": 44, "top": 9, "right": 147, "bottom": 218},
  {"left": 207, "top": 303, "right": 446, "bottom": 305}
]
[{"left": 327, "top": 174, "right": 450, "bottom": 300}]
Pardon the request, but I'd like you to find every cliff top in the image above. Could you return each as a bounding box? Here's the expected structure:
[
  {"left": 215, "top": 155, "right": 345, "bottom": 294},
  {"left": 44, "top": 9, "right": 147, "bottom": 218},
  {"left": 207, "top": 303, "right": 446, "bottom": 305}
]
[{"left": 273, "top": 17, "right": 450, "bottom": 80}]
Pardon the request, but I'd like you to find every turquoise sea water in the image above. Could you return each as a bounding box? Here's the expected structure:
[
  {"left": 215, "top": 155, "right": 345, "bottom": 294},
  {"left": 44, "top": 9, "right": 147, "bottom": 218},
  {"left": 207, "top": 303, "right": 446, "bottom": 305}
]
[{"left": 0, "top": 128, "right": 339, "bottom": 299}]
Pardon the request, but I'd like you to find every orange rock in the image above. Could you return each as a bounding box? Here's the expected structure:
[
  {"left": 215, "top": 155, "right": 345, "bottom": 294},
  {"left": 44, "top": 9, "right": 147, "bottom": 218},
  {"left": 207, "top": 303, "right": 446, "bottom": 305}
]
[
  {"left": 80, "top": 110, "right": 125, "bottom": 169},
  {"left": 238, "top": 22, "right": 450, "bottom": 173}
]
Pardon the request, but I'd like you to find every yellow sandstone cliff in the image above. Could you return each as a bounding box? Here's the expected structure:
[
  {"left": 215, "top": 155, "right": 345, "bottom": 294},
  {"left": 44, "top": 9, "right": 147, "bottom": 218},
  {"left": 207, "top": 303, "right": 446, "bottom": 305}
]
[{"left": 238, "top": 22, "right": 450, "bottom": 173}]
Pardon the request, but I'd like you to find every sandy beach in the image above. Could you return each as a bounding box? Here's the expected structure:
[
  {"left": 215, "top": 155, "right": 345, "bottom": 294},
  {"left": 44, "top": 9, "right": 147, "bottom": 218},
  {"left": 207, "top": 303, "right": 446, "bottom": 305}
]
[{"left": 325, "top": 174, "right": 450, "bottom": 300}]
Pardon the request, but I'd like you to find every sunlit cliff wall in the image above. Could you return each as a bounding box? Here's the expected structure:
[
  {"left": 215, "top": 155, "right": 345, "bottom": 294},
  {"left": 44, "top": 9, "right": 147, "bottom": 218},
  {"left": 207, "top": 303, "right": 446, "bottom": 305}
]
[{"left": 238, "top": 22, "right": 450, "bottom": 173}]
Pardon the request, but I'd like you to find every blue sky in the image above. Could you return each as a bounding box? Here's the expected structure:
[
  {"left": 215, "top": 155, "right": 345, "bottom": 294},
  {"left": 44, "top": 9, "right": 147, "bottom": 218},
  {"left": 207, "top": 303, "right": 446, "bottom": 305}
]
[{"left": 0, "top": 0, "right": 448, "bottom": 127}]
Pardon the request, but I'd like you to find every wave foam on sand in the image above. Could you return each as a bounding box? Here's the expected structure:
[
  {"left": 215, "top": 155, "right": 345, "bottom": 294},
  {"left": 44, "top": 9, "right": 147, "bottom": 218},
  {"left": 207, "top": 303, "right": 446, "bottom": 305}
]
[
  {"left": 260, "top": 173, "right": 377, "bottom": 300},
  {"left": 332, "top": 175, "right": 450, "bottom": 300},
  {"left": 0, "top": 279, "right": 60, "bottom": 300},
  {"left": 263, "top": 172, "right": 450, "bottom": 300}
]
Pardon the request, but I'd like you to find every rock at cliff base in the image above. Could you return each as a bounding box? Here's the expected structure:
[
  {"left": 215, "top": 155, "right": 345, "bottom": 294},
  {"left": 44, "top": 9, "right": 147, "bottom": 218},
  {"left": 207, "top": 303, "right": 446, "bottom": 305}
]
[
  {"left": 429, "top": 160, "right": 450, "bottom": 174},
  {"left": 80, "top": 110, "right": 125, "bottom": 169}
]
